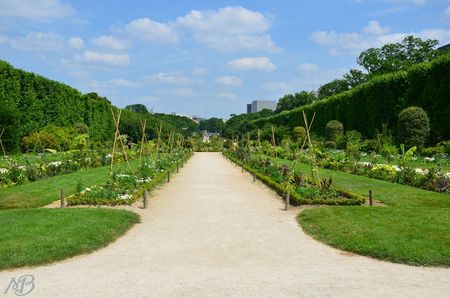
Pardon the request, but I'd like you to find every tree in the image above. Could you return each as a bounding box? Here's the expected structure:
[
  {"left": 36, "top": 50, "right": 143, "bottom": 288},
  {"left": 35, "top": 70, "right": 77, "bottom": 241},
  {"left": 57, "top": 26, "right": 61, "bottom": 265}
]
[
  {"left": 125, "top": 104, "right": 149, "bottom": 114},
  {"left": 0, "top": 95, "right": 20, "bottom": 152},
  {"left": 199, "top": 118, "right": 225, "bottom": 133},
  {"left": 343, "top": 69, "right": 368, "bottom": 88},
  {"left": 357, "top": 35, "right": 438, "bottom": 76},
  {"left": 318, "top": 79, "right": 350, "bottom": 99},
  {"left": 276, "top": 91, "right": 316, "bottom": 112},
  {"left": 397, "top": 106, "right": 430, "bottom": 150}
]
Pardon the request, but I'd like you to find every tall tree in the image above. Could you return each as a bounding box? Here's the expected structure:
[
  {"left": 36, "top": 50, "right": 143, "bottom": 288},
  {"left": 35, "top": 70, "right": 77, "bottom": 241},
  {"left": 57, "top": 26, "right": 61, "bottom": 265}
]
[
  {"left": 276, "top": 91, "right": 316, "bottom": 112},
  {"left": 357, "top": 35, "right": 438, "bottom": 76}
]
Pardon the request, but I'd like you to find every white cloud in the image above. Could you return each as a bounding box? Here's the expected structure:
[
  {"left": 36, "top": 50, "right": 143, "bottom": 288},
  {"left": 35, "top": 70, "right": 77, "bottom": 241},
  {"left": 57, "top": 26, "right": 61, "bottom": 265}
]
[
  {"left": 10, "top": 32, "right": 64, "bottom": 51},
  {"left": 169, "top": 88, "right": 196, "bottom": 97},
  {"left": 217, "top": 92, "right": 237, "bottom": 100},
  {"left": 297, "top": 63, "right": 320, "bottom": 73},
  {"left": 383, "top": 0, "right": 426, "bottom": 6},
  {"left": 191, "top": 68, "right": 209, "bottom": 76},
  {"left": 363, "top": 21, "right": 390, "bottom": 35},
  {"left": 76, "top": 51, "right": 130, "bottom": 67},
  {"left": 92, "top": 35, "right": 131, "bottom": 50},
  {"left": 445, "top": 6, "right": 450, "bottom": 16},
  {"left": 175, "top": 6, "right": 280, "bottom": 52},
  {"left": 68, "top": 37, "right": 84, "bottom": 49},
  {"left": 108, "top": 78, "right": 139, "bottom": 88},
  {"left": 89, "top": 78, "right": 139, "bottom": 89},
  {"left": 228, "top": 57, "right": 276, "bottom": 71},
  {"left": 144, "top": 72, "right": 191, "bottom": 84},
  {"left": 215, "top": 76, "right": 242, "bottom": 86},
  {"left": 0, "top": 0, "right": 75, "bottom": 20},
  {"left": 176, "top": 6, "right": 270, "bottom": 34},
  {"left": 263, "top": 82, "right": 290, "bottom": 92},
  {"left": 126, "top": 18, "right": 179, "bottom": 43},
  {"left": 0, "top": 35, "right": 8, "bottom": 45},
  {"left": 312, "top": 21, "right": 450, "bottom": 55}
]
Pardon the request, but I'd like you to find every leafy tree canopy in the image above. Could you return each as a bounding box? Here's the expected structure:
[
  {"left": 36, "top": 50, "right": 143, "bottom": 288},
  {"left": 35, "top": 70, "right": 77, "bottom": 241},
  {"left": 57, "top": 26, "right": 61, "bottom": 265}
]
[{"left": 357, "top": 35, "right": 438, "bottom": 76}]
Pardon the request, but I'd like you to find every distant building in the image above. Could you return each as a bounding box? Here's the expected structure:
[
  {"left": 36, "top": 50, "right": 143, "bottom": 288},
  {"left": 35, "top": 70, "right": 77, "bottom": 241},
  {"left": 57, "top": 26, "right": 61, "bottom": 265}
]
[{"left": 246, "top": 100, "right": 277, "bottom": 114}]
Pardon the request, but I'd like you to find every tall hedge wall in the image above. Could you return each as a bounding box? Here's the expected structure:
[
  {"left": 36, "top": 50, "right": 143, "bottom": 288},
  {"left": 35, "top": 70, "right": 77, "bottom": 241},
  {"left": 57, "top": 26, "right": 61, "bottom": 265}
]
[
  {"left": 0, "top": 60, "right": 116, "bottom": 151},
  {"left": 252, "top": 53, "right": 450, "bottom": 144},
  {"left": 0, "top": 60, "right": 196, "bottom": 152}
]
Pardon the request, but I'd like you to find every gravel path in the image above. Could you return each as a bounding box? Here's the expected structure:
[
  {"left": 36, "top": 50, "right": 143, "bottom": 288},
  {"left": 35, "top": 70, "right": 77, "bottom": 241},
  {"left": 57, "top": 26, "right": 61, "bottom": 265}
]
[{"left": 1, "top": 152, "right": 449, "bottom": 297}]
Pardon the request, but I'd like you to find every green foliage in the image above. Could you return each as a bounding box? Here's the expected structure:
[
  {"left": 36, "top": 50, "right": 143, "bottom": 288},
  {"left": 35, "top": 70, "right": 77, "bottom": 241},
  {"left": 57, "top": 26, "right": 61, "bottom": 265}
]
[
  {"left": 251, "top": 52, "right": 450, "bottom": 144},
  {"left": 0, "top": 94, "right": 20, "bottom": 152},
  {"left": 292, "top": 126, "right": 306, "bottom": 142},
  {"left": 397, "top": 106, "right": 430, "bottom": 150},
  {"left": 318, "top": 79, "right": 349, "bottom": 99},
  {"left": 199, "top": 117, "right": 225, "bottom": 133},
  {"left": 325, "top": 120, "right": 343, "bottom": 142},
  {"left": 22, "top": 131, "right": 59, "bottom": 151},
  {"left": 276, "top": 91, "right": 317, "bottom": 112},
  {"left": 125, "top": 104, "right": 149, "bottom": 114},
  {"left": 357, "top": 35, "right": 438, "bottom": 76}
]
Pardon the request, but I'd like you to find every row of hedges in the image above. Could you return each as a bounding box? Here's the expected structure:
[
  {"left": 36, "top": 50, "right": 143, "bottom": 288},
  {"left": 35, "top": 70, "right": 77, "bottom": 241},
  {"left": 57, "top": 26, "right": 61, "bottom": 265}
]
[
  {"left": 0, "top": 60, "right": 197, "bottom": 152},
  {"left": 223, "top": 152, "right": 365, "bottom": 206},
  {"left": 252, "top": 53, "right": 450, "bottom": 144}
]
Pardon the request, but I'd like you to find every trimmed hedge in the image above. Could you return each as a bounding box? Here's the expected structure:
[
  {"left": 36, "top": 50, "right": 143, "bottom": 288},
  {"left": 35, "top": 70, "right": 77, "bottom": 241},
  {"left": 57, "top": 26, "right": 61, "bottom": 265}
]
[
  {"left": 252, "top": 53, "right": 450, "bottom": 144},
  {"left": 223, "top": 152, "right": 365, "bottom": 206}
]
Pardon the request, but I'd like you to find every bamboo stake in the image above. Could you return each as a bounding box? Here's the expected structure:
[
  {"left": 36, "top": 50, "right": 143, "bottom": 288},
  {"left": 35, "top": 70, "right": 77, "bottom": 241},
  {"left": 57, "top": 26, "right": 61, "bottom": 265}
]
[
  {"left": 257, "top": 129, "right": 261, "bottom": 148},
  {"left": 139, "top": 118, "right": 147, "bottom": 165},
  {"left": 300, "top": 112, "right": 316, "bottom": 151},
  {"left": 302, "top": 111, "right": 320, "bottom": 182},
  {"left": 110, "top": 109, "right": 121, "bottom": 172},
  {"left": 0, "top": 128, "right": 6, "bottom": 157},
  {"left": 271, "top": 125, "right": 277, "bottom": 158}
]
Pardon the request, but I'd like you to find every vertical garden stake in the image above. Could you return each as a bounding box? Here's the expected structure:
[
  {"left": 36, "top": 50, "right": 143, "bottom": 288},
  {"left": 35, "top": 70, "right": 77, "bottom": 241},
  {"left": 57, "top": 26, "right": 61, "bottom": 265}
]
[
  {"left": 177, "top": 163, "right": 179, "bottom": 173},
  {"left": 285, "top": 191, "right": 290, "bottom": 211},
  {"left": 167, "top": 171, "right": 170, "bottom": 183},
  {"left": 253, "top": 172, "right": 256, "bottom": 183},
  {"left": 0, "top": 128, "right": 6, "bottom": 157},
  {"left": 143, "top": 190, "right": 148, "bottom": 209},
  {"left": 369, "top": 190, "right": 373, "bottom": 206},
  {"left": 60, "top": 189, "right": 66, "bottom": 208}
]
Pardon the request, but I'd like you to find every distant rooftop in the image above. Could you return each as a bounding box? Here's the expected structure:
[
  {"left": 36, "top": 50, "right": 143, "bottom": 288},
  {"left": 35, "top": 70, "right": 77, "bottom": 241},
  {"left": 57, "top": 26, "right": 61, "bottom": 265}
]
[{"left": 437, "top": 43, "right": 450, "bottom": 52}]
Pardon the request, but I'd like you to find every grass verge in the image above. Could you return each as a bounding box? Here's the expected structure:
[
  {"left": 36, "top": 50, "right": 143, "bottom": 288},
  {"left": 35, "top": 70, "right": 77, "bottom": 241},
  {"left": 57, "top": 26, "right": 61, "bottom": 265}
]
[
  {"left": 298, "top": 206, "right": 450, "bottom": 266},
  {"left": 0, "top": 160, "right": 140, "bottom": 209},
  {"left": 0, "top": 208, "right": 139, "bottom": 270},
  {"left": 272, "top": 158, "right": 450, "bottom": 208},
  {"left": 241, "top": 154, "right": 450, "bottom": 266}
]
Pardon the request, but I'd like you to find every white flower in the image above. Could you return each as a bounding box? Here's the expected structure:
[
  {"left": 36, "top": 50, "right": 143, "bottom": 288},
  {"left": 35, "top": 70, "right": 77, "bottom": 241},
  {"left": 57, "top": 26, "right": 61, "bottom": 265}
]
[
  {"left": 424, "top": 157, "right": 435, "bottom": 162},
  {"left": 0, "top": 168, "right": 9, "bottom": 174},
  {"left": 414, "top": 168, "right": 428, "bottom": 175},
  {"left": 85, "top": 187, "right": 91, "bottom": 192}
]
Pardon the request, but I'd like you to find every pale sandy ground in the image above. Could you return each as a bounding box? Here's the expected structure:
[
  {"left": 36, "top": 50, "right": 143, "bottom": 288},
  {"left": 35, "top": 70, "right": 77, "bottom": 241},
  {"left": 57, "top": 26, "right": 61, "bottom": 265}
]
[{"left": 1, "top": 152, "right": 449, "bottom": 298}]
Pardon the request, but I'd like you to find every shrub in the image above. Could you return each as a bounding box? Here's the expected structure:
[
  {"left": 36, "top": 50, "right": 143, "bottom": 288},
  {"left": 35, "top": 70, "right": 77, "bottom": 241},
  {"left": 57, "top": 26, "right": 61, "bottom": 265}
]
[
  {"left": 293, "top": 126, "right": 306, "bottom": 141},
  {"left": 22, "top": 131, "right": 60, "bottom": 151},
  {"left": 397, "top": 106, "right": 430, "bottom": 150},
  {"left": 325, "top": 120, "right": 343, "bottom": 142}
]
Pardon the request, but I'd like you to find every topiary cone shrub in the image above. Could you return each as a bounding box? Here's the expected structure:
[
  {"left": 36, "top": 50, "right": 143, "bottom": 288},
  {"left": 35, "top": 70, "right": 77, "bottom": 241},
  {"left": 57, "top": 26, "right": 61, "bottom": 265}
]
[
  {"left": 397, "top": 106, "right": 430, "bottom": 151},
  {"left": 293, "top": 126, "right": 306, "bottom": 142},
  {"left": 325, "top": 120, "right": 344, "bottom": 142}
]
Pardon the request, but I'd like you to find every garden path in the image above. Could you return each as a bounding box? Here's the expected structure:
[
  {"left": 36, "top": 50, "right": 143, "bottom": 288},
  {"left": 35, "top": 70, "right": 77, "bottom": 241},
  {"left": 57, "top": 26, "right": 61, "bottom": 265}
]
[{"left": 1, "top": 152, "right": 449, "bottom": 297}]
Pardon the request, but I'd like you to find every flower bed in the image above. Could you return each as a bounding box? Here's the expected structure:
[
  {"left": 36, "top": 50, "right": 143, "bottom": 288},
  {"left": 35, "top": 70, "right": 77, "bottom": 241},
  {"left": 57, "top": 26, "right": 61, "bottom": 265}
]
[
  {"left": 67, "top": 150, "right": 192, "bottom": 206},
  {"left": 224, "top": 151, "right": 365, "bottom": 206}
]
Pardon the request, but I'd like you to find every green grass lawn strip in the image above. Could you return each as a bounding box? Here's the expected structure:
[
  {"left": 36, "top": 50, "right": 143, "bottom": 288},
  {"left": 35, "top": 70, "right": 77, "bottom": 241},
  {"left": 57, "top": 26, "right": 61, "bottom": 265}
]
[
  {"left": 0, "top": 208, "right": 139, "bottom": 270},
  {"left": 298, "top": 206, "right": 450, "bottom": 266},
  {"left": 0, "top": 160, "right": 140, "bottom": 209}
]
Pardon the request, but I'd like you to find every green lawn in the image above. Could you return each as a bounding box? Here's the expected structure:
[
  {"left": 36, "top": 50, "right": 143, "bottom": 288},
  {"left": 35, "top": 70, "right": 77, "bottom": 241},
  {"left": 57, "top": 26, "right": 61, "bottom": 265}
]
[
  {"left": 258, "top": 156, "right": 450, "bottom": 266},
  {"left": 0, "top": 160, "right": 140, "bottom": 209},
  {"left": 272, "top": 158, "right": 450, "bottom": 208},
  {"left": 298, "top": 207, "right": 450, "bottom": 266},
  {"left": 0, "top": 208, "right": 139, "bottom": 270}
]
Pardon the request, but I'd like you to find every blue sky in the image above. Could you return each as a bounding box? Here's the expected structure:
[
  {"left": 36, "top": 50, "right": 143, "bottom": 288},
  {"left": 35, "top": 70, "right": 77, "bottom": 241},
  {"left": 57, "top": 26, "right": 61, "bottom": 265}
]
[{"left": 1, "top": 0, "right": 449, "bottom": 118}]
